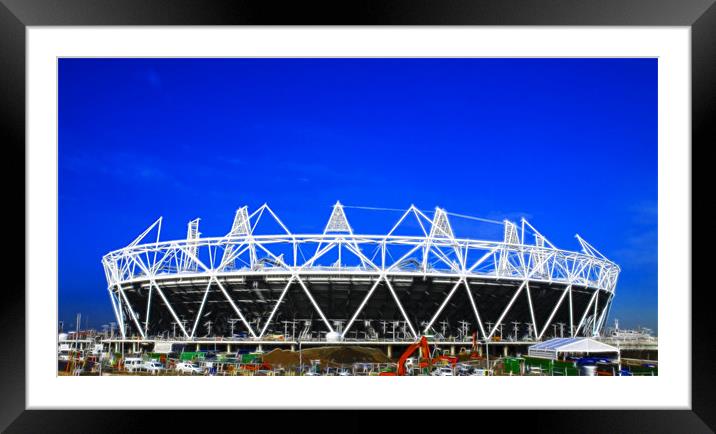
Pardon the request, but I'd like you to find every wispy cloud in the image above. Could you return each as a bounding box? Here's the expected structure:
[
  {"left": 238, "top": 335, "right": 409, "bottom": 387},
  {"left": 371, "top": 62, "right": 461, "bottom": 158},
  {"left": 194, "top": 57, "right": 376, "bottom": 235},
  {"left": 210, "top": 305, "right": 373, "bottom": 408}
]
[
  {"left": 61, "top": 150, "right": 178, "bottom": 186},
  {"left": 628, "top": 200, "right": 658, "bottom": 225},
  {"left": 613, "top": 229, "right": 658, "bottom": 266},
  {"left": 612, "top": 200, "right": 658, "bottom": 266}
]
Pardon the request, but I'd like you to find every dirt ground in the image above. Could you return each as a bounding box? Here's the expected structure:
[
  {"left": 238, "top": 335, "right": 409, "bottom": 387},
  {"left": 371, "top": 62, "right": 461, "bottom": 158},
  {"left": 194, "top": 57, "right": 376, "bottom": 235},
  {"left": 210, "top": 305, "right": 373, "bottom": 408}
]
[{"left": 261, "top": 346, "right": 391, "bottom": 367}]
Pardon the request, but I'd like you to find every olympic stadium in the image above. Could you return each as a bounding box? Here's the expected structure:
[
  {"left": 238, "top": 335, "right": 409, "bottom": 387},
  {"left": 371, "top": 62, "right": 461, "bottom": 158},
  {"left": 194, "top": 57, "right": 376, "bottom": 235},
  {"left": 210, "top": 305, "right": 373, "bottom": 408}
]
[{"left": 101, "top": 202, "right": 620, "bottom": 347}]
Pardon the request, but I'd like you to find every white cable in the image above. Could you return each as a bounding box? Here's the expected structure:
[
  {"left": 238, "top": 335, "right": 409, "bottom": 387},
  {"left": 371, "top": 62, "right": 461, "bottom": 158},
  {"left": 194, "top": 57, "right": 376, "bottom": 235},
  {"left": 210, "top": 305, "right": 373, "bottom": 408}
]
[
  {"left": 341, "top": 205, "right": 405, "bottom": 212},
  {"left": 343, "top": 204, "right": 507, "bottom": 226},
  {"left": 443, "top": 212, "right": 503, "bottom": 225}
]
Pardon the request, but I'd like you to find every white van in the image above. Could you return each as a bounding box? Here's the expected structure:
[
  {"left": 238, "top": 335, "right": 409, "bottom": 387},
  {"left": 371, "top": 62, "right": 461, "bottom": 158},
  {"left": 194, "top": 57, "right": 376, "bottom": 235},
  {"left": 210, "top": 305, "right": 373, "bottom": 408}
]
[{"left": 124, "top": 357, "right": 144, "bottom": 372}]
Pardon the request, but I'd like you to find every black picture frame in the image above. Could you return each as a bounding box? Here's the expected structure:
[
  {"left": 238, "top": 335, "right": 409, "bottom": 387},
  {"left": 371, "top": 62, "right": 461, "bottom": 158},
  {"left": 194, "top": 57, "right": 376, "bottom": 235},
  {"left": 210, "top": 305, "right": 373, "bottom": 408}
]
[{"left": 1, "top": 1, "right": 712, "bottom": 432}]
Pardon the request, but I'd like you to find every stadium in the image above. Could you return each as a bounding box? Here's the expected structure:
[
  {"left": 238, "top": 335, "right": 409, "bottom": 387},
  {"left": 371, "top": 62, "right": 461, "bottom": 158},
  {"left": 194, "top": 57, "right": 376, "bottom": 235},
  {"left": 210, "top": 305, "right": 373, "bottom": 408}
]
[{"left": 101, "top": 202, "right": 620, "bottom": 347}]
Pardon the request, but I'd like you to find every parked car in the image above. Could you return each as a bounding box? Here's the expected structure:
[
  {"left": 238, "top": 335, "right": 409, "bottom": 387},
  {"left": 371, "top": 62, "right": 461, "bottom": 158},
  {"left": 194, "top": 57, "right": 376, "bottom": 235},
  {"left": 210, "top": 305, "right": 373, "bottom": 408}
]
[
  {"left": 431, "top": 367, "right": 454, "bottom": 376},
  {"left": 143, "top": 361, "right": 165, "bottom": 374},
  {"left": 175, "top": 362, "right": 203, "bottom": 375},
  {"left": 456, "top": 364, "right": 474, "bottom": 376},
  {"left": 337, "top": 368, "right": 352, "bottom": 376}
]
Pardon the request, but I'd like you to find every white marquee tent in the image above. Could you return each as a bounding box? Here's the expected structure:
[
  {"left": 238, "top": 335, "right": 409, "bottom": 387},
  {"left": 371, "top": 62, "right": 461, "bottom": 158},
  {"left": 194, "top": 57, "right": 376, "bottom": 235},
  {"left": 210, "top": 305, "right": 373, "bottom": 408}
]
[{"left": 528, "top": 337, "right": 620, "bottom": 360}]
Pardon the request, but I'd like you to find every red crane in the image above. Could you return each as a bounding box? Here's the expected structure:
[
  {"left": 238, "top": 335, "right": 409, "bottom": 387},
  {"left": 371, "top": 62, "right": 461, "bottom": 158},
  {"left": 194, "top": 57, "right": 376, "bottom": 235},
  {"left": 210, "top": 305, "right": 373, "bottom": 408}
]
[{"left": 470, "top": 331, "right": 482, "bottom": 360}]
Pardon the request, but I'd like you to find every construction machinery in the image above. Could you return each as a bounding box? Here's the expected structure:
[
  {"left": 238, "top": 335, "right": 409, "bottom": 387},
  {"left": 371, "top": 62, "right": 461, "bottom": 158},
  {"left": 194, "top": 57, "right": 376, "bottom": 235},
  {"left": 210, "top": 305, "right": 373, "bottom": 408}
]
[{"left": 380, "top": 336, "right": 435, "bottom": 376}]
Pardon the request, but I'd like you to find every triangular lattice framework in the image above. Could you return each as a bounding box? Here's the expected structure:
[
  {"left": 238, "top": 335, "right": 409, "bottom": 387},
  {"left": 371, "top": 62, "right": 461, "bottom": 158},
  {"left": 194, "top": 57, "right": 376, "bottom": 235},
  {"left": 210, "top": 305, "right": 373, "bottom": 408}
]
[{"left": 324, "top": 201, "right": 352, "bottom": 233}]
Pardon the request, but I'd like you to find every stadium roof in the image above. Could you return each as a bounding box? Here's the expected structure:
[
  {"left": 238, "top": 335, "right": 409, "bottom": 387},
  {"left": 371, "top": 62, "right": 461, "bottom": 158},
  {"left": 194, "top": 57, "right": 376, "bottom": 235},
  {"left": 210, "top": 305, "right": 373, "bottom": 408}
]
[{"left": 528, "top": 337, "right": 620, "bottom": 360}]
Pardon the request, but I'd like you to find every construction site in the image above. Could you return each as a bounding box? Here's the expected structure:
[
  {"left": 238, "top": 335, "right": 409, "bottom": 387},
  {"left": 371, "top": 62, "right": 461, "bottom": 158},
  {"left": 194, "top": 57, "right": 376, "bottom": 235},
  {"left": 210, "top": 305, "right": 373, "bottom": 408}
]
[{"left": 58, "top": 202, "right": 657, "bottom": 376}]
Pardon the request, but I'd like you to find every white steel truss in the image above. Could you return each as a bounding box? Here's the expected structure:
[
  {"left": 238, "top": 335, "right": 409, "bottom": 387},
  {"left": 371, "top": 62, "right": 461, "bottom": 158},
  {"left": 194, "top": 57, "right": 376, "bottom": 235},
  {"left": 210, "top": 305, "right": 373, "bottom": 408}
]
[{"left": 102, "top": 203, "right": 620, "bottom": 341}]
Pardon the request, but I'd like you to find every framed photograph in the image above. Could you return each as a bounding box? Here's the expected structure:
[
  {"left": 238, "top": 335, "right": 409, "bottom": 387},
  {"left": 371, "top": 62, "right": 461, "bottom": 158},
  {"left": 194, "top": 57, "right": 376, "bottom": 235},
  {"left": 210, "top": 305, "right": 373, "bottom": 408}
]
[{"left": 3, "top": 0, "right": 713, "bottom": 431}]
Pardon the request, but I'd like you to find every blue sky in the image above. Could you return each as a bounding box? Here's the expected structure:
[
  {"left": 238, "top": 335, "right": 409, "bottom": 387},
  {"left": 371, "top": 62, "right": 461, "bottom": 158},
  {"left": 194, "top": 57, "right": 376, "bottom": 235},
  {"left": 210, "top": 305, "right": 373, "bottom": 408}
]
[{"left": 58, "top": 58, "right": 657, "bottom": 332}]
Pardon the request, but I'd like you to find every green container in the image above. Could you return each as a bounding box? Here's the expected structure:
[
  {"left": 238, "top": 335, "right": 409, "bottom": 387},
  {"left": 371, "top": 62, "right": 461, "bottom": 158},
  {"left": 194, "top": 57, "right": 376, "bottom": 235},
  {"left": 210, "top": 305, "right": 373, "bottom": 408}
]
[
  {"left": 241, "top": 353, "right": 261, "bottom": 364},
  {"left": 629, "top": 365, "right": 658, "bottom": 376},
  {"left": 179, "top": 353, "right": 193, "bottom": 361},
  {"left": 553, "top": 360, "right": 576, "bottom": 370},
  {"left": 552, "top": 363, "right": 579, "bottom": 376},
  {"left": 180, "top": 351, "right": 206, "bottom": 361},
  {"left": 503, "top": 357, "right": 524, "bottom": 375},
  {"left": 524, "top": 356, "right": 553, "bottom": 373}
]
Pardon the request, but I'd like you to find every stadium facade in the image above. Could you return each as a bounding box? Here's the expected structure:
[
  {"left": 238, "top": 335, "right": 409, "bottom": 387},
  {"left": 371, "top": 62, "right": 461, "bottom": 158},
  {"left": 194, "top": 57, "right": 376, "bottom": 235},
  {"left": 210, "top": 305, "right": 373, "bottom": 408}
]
[{"left": 101, "top": 202, "right": 620, "bottom": 345}]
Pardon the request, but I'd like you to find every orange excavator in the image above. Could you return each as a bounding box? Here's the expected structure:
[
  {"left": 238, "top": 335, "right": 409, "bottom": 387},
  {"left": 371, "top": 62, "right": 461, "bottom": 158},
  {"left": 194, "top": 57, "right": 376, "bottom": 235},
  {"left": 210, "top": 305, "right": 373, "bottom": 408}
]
[
  {"left": 382, "top": 335, "right": 459, "bottom": 376},
  {"left": 380, "top": 335, "right": 433, "bottom": 376},
  {"left": 435, "top": 353, "right": 458, "bottom": 365}
]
